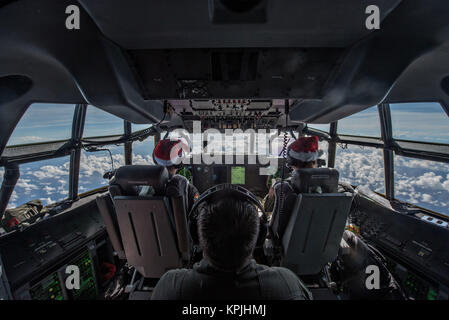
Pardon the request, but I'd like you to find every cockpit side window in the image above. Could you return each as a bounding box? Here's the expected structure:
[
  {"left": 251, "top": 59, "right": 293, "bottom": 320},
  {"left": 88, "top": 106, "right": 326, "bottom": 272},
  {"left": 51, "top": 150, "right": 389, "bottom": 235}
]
[
  {"left": 335, "top": 144, "right": 385, "bottom": 194},
  {"left": 390, "top": 102, "right": 449, "bottom": 144},
  {"left": 2, "top": 103, "right": 76, "bottom": 209},
  {"left": 132, "top": 139, "right": 155, "bottom": 165},
  {"left": 132, "top": 123, "right": 153, "bottom": 133},
  {"left": 337, "top": 106, "right": 381, "bottom": 137},
  {"left": 395, "top": 156, "right": 449, "bottom": 216},
  {"left": 79, "top": 146, "right": 125, "bottom": 194},
  {"left": 79, "top": 119, "right": 156, "bottom": 193},
  {"left": 308, "top": 124, "right": 330, "bottom": 133},
  {"left": 319, "top": 140, "right": 329, "bottom": 160},
  {"left": 78, "top": 106, "right": 126, "bottom": 193},
  {"left": 12, "top": 156, "right": 71, "bottom": 208},
  {"left": 7, "top": 103, "right": 75, "bottom": 146},
  {"left": 83, "top": 105, "right": 124, "bottom": 138}
]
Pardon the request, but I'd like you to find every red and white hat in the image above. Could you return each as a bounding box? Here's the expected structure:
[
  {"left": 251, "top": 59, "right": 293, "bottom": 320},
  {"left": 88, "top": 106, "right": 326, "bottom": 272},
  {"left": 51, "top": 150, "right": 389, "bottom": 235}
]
[
  {"left": 153, "top": 139, "right": 186, "bottom": 166},
  {"left": 287, "top": 136, "right": 319, "bottom": 162}
]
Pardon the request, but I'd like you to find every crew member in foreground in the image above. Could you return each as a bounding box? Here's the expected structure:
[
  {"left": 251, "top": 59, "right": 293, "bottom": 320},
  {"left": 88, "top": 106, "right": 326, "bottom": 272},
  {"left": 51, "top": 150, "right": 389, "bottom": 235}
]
[{"left": 151, "top": 186, "right": 311, "bottom": 300}]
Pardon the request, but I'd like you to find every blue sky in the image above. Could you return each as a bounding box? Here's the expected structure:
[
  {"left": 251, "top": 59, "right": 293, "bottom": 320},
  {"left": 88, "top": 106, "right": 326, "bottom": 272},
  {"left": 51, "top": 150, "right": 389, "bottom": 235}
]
[
  {"left": 390, "top": 103, "right": 449, "bottom": 144},
  {"left": 1, "top": 102, "right": 448, "bottom": 216},
  {"left": 7, "top": 103, "right": 74, "bottom": 145},
  {"left": 310, "top": 103, "right": 449, "bottom": 143}
]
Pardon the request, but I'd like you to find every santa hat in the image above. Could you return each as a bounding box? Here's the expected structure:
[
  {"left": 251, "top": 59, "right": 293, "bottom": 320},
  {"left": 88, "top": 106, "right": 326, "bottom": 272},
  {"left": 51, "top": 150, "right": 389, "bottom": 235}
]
[
  {"left": 287, "top": 136, "right": 319, "bottom": 162},
  {"left": 153, "top": 139, "right": 186, "bottom": 166}
]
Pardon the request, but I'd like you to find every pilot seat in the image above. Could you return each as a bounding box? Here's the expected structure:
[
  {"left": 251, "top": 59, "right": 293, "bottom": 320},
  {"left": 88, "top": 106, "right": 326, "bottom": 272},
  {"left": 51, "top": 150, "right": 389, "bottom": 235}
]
[
  {"left": 268, "top": 168, "right": 353, "bottom": 277},
  {"left": 96, "top": 165, "right": 191, "bottom": 279}
]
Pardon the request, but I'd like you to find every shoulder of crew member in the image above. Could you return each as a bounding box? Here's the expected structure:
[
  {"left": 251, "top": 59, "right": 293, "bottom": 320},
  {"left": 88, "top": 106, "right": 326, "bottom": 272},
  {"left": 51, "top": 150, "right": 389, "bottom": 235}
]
[
  {"left": 256, "top": 265, "right": 310, "bottom": 300},
  {"left": 151, "top": 268, "right": 191, "bottom": 300}
]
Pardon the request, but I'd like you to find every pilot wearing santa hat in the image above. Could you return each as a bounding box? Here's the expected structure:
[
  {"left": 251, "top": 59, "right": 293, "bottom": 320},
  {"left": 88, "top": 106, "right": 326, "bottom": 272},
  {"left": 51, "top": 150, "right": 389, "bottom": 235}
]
[
  {"left": 266, "top": 135, "right": 320, "bottom": 240},
  {"left": 141, "top": 139, "right": 199, "bottom": 213}
]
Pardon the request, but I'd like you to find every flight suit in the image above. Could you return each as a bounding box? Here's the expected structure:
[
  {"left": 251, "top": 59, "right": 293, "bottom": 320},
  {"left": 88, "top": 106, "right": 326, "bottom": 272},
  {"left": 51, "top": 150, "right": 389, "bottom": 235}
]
[
  {"left": 268, "top": 177, "right": 296, "bottom": 240},
  {"left": 269, "top": 173, "right": 323, "bottom": 240},
  {"left": 151, "top": 258, "right": 312, "bottom": 300},
  {"left": 167, "top": 173, "right": 200, "bottom": 213}
]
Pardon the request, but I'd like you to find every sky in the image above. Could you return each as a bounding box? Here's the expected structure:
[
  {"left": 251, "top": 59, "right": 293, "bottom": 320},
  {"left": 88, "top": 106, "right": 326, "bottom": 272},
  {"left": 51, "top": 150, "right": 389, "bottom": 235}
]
[{"left": 1, "top": 103, "right": 448, "bottom": 216}]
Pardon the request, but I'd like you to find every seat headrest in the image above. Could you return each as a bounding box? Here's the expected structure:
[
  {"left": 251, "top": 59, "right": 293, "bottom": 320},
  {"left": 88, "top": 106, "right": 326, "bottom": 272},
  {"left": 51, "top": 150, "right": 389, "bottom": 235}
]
[
  {"left": 291, "top": 168, "right": 339, "bottom": 194},
  {"left": 111, "top": 165, "right": 169, "bottom": 196}
]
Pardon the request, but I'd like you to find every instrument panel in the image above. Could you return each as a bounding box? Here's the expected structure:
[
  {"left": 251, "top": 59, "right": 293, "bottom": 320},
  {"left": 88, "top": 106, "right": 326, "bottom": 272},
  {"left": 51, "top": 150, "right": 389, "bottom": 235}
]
[
  {"left": 191, "top": 162, "right": 271, "bottom": 197},
  {"left": 0, "top": 195, "right": 113, "bottom": 300},
  {"left": 172, "top": 99, "right": 283, "bottom": 130},
  {"left": 349, "top": 194, "right": 449, "bottom": 300},
  {"left": 23, "top": 248, "right": 97, "bottom": 300}
]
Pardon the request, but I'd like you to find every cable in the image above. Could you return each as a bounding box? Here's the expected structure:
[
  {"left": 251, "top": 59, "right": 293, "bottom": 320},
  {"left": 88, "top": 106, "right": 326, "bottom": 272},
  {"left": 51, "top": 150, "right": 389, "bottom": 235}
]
[
  {"left": 83, "top": 145, "right": 115, "bottom": 172},
  {"left": 275, "top": 100, "right": 290, "bottom": 242},
  {"left": 152, "top": 100, "right": 169, "bottom": 133}
]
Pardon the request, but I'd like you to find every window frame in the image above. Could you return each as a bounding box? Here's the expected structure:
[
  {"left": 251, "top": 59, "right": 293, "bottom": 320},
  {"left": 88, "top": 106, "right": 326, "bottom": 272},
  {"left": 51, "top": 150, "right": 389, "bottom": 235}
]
[
  {"left": 1, "top": 100, "right": 449, "bottom": 217},
  {"left": 325, "top": 101, "right": 449, "bottom": 218},
  {"left": 0, "top": 103, "right": 158, "bottom": 208}
]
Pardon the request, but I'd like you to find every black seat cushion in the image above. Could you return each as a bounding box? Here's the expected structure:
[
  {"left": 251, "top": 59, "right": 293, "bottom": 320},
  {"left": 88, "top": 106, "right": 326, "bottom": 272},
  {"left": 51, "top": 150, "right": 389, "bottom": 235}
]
[
  {"left": 291, "top": 168, "right": 339, "bottom": 194},
  {"left": 112, "top": 165, "right": 169, "bottom": 196}
]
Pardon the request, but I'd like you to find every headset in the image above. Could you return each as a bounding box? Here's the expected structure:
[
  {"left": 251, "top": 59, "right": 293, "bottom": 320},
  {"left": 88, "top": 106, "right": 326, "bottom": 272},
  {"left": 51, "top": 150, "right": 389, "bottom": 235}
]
[{"left": 188, "top": 183, "right": 268, "bottom": 247}]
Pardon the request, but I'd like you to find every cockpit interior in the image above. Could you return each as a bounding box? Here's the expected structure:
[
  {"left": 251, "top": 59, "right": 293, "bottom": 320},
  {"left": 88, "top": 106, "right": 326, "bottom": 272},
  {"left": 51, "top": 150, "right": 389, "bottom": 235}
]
[{"left": 0, "top": 0, "right": 448, "bottom": 301}]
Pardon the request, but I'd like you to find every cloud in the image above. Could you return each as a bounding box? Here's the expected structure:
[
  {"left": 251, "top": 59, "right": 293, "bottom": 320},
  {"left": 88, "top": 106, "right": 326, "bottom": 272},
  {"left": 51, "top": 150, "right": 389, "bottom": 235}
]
[
  {"left": 33, "top": 165, "right": 69, "bottom": 180},
  {"left": 16, "top": 179, "right": 39, "bottom": 192},
  {"left": 132, "top": 154, "right": 155, "bottom": 165},
  {"left": 335, "top": 146, "right": 385, "bottom": 193},
  {"left": 7, "top": 191, "right": 18, "bottom": 209},
  {"left": 43, "top": 186, "right": 56, "bottom": 194},
  {"left": 336, "top": 146, "right": 449, "bottom": 215},
  {"left": 11, "top": 136, "right": 45, "bottom": 144},
  {"left": 79, "top": 152, "right": 125, "bottom": 178},
  {"left": 414, "top": 172, "right": 446, "bottom": 190},
  {"left": 42, "top": 197, "right": 55, "bottom": 206},
  {"left": 3, "top": 143, "right": 448, "bottom": 216}
]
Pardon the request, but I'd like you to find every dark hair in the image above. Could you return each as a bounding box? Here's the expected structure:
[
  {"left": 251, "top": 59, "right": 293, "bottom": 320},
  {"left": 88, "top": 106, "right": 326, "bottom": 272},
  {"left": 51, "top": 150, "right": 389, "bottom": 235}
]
[
  {"left": 165, "top": 163, "right": 184, "bottom": 172},
  {"left": 197, "top": 196, "right": 259, "bottom": 271},
  {"left": 288, "top": 158, "right": 316, "bottom": 169}
]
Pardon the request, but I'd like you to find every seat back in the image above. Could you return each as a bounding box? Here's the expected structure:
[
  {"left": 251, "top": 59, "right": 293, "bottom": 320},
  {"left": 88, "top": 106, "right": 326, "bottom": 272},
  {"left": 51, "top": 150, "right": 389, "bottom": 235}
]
[
  {"left": 281, "top": 193, "right": 353, "bottom": 275},
  {"left": 280, "top": 168, "right": 353, "bottom": 275},
  {"left": 96, "top": 193, "right": 126, "bottom": 259},
  {"left": 270, "top": 168, "right": 340, "bottom": 240},
  {"left": 165, "top": 176, "right": 191, "bottom": 261},
  {"left": 109, "top": 165, "right": 189, "bottom": 278},
  {"left": 113, "top": 196, "right": 182, "bottom": 278},
  {"left": 290, "top": 167, "right": 339, "bottom": 194}
]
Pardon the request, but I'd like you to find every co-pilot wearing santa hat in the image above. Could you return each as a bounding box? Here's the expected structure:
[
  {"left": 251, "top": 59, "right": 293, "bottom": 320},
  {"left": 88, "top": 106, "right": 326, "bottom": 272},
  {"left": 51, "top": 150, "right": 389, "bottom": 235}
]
[
  {"left": 263, "top": 135, "right": 321, "bottom": 239},
  {"left": 262, "top": 136, "right": 320, "bottom": 217}
]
